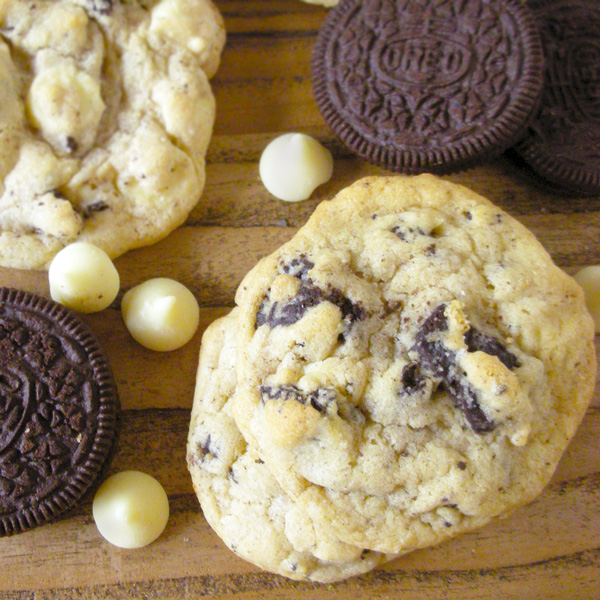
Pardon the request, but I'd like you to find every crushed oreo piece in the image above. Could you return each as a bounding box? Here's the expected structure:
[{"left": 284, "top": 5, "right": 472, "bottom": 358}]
[
  {"left": 281, "top": 256, "right": 314, "bottom": 280},
  {"left": 400, "top": 362, "right": 426, "bottom": 395},
  {"left": 326, "top": 287, "right": 366, "bottom": 326},
  {"left": 256, "top": 283, "right": 323, "bottom": 329},
  {"left": 412, "top": 304, "right": 453, "bottom": 380},
  {"left": 464, "top": 327, "right": 520, "bottom": 369},
  {"left": 260, "top": 384, "right": 337, "bottom": 414},
  {"left": 260, "top": 384, "right": 306, "bottom": 403},
  {"left": 83, "top": 201, "right": 110, "bottom": 219},
  {"left": 441, "top": 378, "right": 494, "bottom": 433},
  {"left": 65, "top": 136, "right": 78, "bottom": 153},
  {"left": 391, "top": 225, "right": 429, "bottom": 242},
  {"left": 306, "top": 388, "right": 337, "bottom": 413},
  {"left": 198, "top": 433, "right": 219, "bottom": 460},
  {"left": 411, "top": 303, "right": 520, "bottom": 433},
  {"left": 256, "top": 281, "right": 365, "bottom": 332}
]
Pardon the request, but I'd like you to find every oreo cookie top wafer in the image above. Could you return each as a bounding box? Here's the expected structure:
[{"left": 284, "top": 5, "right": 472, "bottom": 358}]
[
  {"left": 311, "top": 0, "right": 544, "bottom": 173},
  {"left": 514, "top": 0, "right": 600, "bottom": 195},
  {"left": 0, "top": 288, "right": 119, "bottom": 536}
]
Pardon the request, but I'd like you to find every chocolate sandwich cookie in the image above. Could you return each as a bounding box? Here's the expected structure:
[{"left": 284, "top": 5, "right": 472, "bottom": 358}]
[
  {"left": 311, "top": 0, "right": 544, "bottom": 174},
  {"left": 0, "top": 288, "right": 119, "bottom": 536},
  {"left": 513, "top": 0, "right": 600, "bottom": 195}
]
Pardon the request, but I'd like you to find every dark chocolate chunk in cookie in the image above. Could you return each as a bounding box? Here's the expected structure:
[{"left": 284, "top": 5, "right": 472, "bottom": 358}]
[
  {"left": 311, "top": 0, "right": 544, "bottom": 174},
  {"left": 513, "top": 0, "right": 600, "bottom": 195},
  {"left": 464, "top": 327, "right": 520, "bottom": 370},
  {"left": 411, "top": 304, "right": 517, "bottom": 433},
  {"left": 0, "top": 288, "right": 119, "bottom": 536},
  {"left": 256, "top": 281, "right": 365, "bottom": 332},
  {"left": 440, "top": 379, "right": 494, "bottom": 434},
  {"left": 256, "top": 283, "right": 324, "bottom": 328}
]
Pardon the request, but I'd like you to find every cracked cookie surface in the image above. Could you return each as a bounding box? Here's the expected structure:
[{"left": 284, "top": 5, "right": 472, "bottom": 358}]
[
  {"left": 231, "top": 174, "right": 596, "bottom": 554},
  {"left": 187, "top": 310, "right": 395, "bottom": 582},
  {"left": 0, "top": 0, "right": 224, "bottom": 269}
]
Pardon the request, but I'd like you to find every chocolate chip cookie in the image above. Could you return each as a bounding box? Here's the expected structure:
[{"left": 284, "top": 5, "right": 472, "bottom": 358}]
[
  {"left": 187, "top": 310, "right": 394, "bottom": 582},
  {"left": 0, "top": 0, "right": 225, "bottom": 269},
  {"left": 231, "top": 174, "right": 596, "bottom": 554}
]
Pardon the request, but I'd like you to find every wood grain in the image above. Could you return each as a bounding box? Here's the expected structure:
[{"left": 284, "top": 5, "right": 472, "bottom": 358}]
[{"left": 1, "top": 0, "right": 599, "bottom": 597}]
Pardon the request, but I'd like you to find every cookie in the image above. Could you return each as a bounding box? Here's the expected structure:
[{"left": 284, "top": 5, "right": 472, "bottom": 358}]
[
  {"left": 513, "top": 0, "right": 600, "bottom": 195},
  {"left": 311, "top": 0, "right": 544, "bottom": 174},
  {"left": 0, "top": 288, "right": 119, "bottom": 536},
  {"left": 231, "top": 174, "right": 596, "bottom": 554},
  {"left": 187, "top": 310, "right": 394, "bottom": 582},
  {"left": 0, "top": 0, "right": 225, "bottom": 269}
]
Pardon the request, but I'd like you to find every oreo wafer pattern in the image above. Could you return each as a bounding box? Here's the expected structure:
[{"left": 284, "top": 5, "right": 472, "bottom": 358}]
[
  {"left": 0, "top": 288, "right": 119, "bottom": 536},
  {"left": 311, "top": 0, "right": 544, "bottom": 174},
  {"left": 514, "top": 0, "right": 600, "bottom": 195}
]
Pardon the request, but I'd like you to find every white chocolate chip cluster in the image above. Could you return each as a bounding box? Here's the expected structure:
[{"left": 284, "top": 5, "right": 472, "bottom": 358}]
[
  {"left": 49, "top": 243, "right": 200, "bottom": 352},
  {"left": 48, "top": 242, "right": 199, "bottom": 549},
  {"left": 93, "top": 471, "right": 170, "bottom": 549},
  {"left": 259, "top": 133, "right": 333, "bottom": 202}
]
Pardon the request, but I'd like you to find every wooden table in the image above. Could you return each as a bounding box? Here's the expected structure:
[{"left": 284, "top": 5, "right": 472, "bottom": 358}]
[{"left": 1, "top": 1, "right": 599, "bottom": 598}]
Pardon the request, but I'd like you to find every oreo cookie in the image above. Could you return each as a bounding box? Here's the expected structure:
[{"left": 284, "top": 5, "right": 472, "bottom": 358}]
[
  {"left": 311, "top": 0, "right": 544, "bottom": 174},
  {"left": 0, "top": 288, "right": 119, "bottom": 536},
  {"left": 513, "top": 0, "right": 600, "bottom": 195}
]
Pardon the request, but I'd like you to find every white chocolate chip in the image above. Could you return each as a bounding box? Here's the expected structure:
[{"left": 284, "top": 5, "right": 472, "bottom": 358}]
[
  {"left": 121, "top": 278, "right": 200, "bottom": 351},
  {"left": 93, "top": 471, "right": 169, "bottom": 549},
  {"left": 27, "top": 62, "right": 105, "bottom": 155},
  {"left": 259, "top": 133, "right": 333, "bottom": 202},
  {"left": 574, "top": 265, "right": 600, "bottom": 332},
  {"left": 48, "top": 242, "right": 120, "bottom": 313}
]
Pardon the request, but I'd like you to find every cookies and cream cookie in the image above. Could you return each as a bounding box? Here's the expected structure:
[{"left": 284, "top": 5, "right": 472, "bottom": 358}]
[
  {"left": 187, "top": 310, "right": 395, "bottom": 582},
  {"left": 0, "top": 0, "right": 225, "bottom": 269},
  {"left": 229, "top": 174, "right": 596, "bottom": 555}
]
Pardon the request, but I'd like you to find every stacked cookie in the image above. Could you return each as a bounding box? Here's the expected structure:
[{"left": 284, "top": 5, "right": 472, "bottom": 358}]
[
  {"left": 187, "top": 174, "right": 596, "bottom": 582},
  {"left": 0, "top": 0, "right": 225, "bottom": 269}
]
